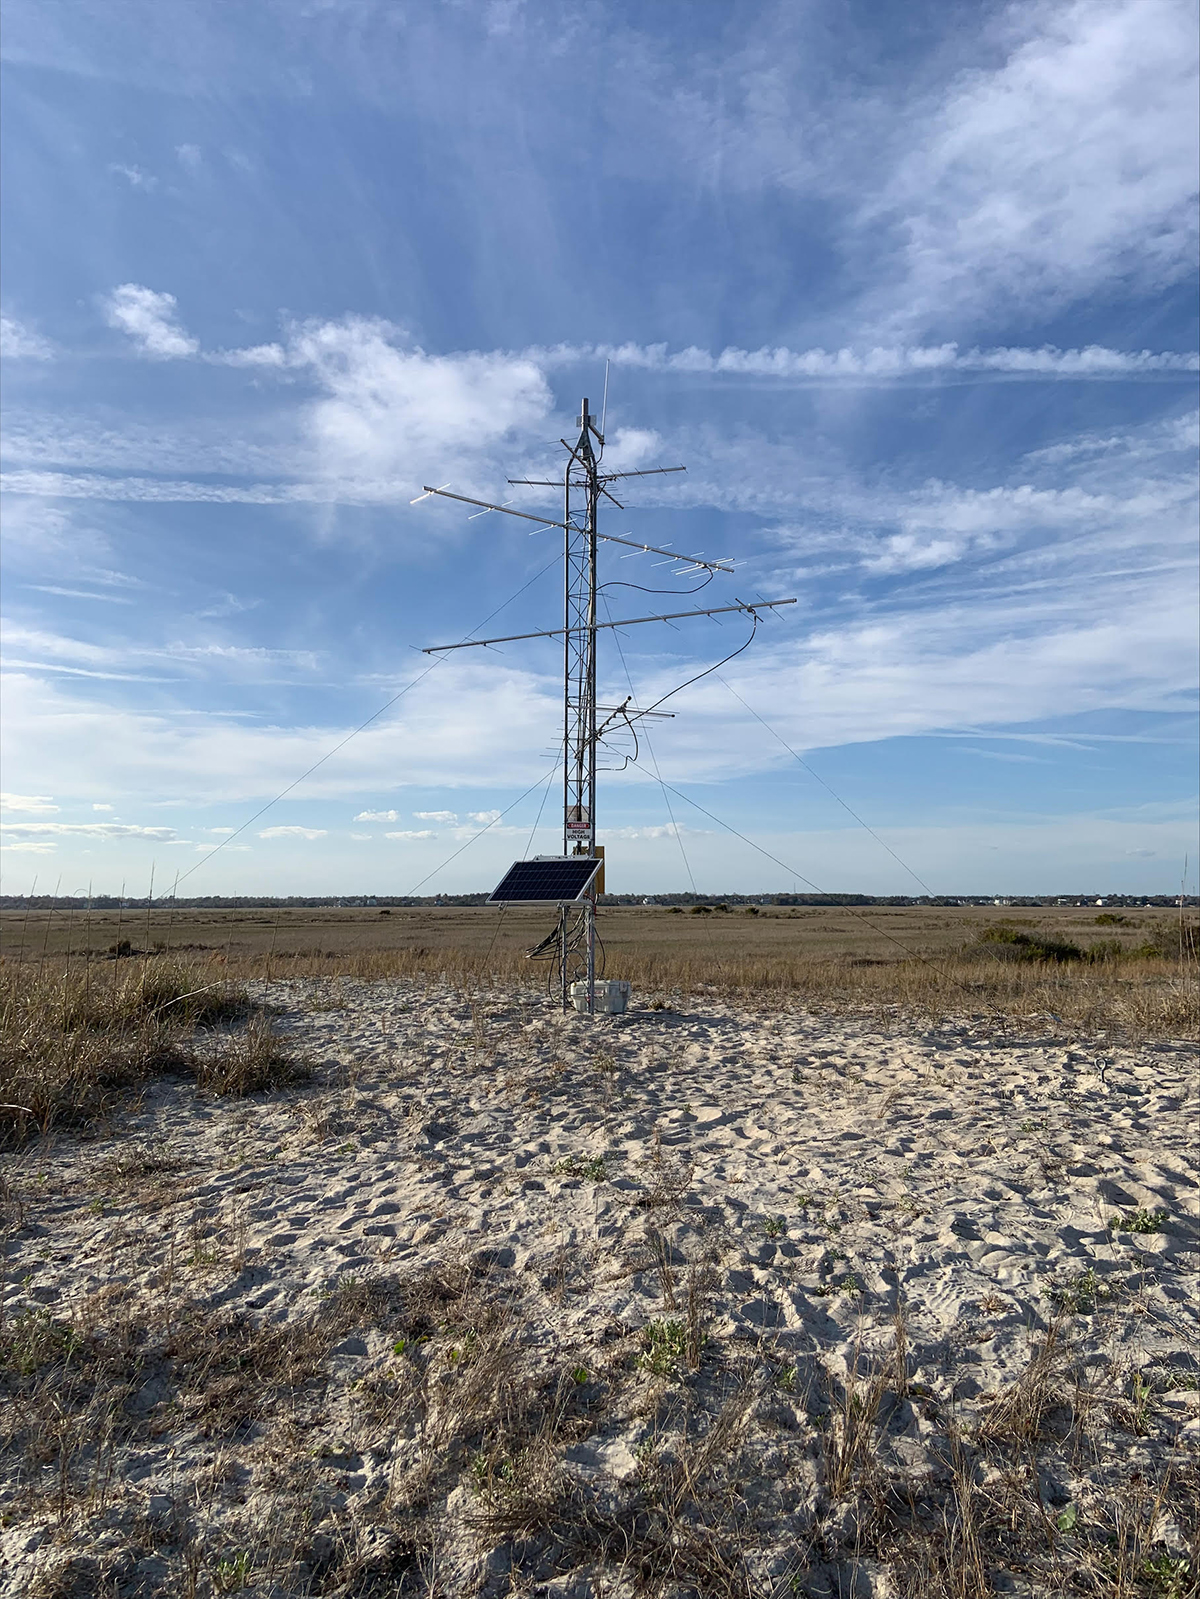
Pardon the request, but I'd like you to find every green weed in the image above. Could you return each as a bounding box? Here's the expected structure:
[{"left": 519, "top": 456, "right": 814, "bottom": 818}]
[
  {"left": 641, "top": 1318, "right": 687, "bottom": 1376},
  {"left": 0, "top": 1308, "right": 81, "bottom": 1375},
  {"left": 213, "top": 1551, "right": 252, "bottom": 1593},
  {"left": 1109, "top": 1207, "right": 1169, "bottom": 1234},
  {"left": 1047, "top": 1266, "right": 1115, "bottom": 1314},
  {"left": 1143, "top": 1554, "right": 1191, "bottom": 1599}
]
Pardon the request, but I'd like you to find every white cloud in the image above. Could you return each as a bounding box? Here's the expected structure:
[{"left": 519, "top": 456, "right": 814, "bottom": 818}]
[
  {"left": 104, "top": 284, "right": 199, "bottom": 359},
  {"left": 466, "top": 809, "right": 502, "bottom": 825},
  {"left": 92, "top": 803, "right": 114, "bottom": 812},
  {"left": 0, "top": 621, "right": 319, "bottom": 685},
  {"left": 1, "top": 793, "right": 58, "bottom": 813},
  {"left": 385, "top": 829, "right": 435, "bottom": 840},
  {"left": 0, "top": 499, "right": 120, "bottom": 578},
  {"left": 538, "top": 339, "right": 1198, "bottom": 379},
  {"left": 1, "top": 822, "right": 178, "bottom": 840},
  {"left": 3, "top": 840, "right": 58, "bottom": 853},
  {"left": 0, "top": 314, "right": 53, "bottom": 360},
  {"left": 855, "top": 478, "right": 1193, "bottom": 575},
  {"left": 287, "top": 316, "right": 552, "bottom": 481},
  {"left": 864, "top": 0, "right": 1200, "bottom": 331},
  {"left": 108, "top": 162, "right": 157, "bottom": 191},
  {"left": 257, "top": 826, "right": 327, "bottom": 840},
  {"left": 350, "top": 831, "right": 372, "bottom": 841},
  {"left": 354, "top": 808, "right": 400, "bottom": 821},
  {"left": 414, "top": 810, "right": 458, "bottom": 823},
  {"left": 175, "top": 143, "right": 202, "bottom": 170},
  {"left": 0, "top": 661, "right": 560, "bottom": 807}
]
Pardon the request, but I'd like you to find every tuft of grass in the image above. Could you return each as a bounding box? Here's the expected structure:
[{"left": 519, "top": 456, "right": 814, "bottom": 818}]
[
  {"left": 978, "top": 1322, "right": 1064, "bottom": 1444},
  {"left": 194, "top": 1014, "right": 309, "bottom": 1097},
  {"left": 0, "top": 959, "right": 303, "bottom": 1141},
  {"left": 0, "top": 1307, "right": 81, "bottom": 1375},
  {"left": 212, "top": 1550, "right": 252, "bottom": 1593}
]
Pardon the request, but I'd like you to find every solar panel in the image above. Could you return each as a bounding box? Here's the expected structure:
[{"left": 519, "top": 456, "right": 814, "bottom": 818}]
[{"left": 488, "top": 858, "right": 601, "bottom": 904}]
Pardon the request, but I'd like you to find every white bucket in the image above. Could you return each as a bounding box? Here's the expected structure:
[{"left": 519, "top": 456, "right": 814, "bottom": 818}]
[{"left": 570, "top": 979, "right": 631, "bottom": 1015}]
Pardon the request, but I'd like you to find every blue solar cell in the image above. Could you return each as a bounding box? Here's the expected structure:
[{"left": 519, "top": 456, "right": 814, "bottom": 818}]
[{"left": 488, "top": 858, "right": 600, "bottom": 903}]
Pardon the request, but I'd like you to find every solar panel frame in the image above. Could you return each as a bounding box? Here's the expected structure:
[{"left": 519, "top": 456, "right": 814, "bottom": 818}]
[{"left": 488, "top": 858, "right": 601, "bottom": 904}]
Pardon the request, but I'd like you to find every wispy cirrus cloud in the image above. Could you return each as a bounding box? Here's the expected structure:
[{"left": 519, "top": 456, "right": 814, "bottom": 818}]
[
  {"left": 861, "top": 0, "right": 1200, "bottom": 333},
  {"left": 8, "top": 308, "right": 1194, "bottom": 513},
  {"left": 0, "top": 623, "right": 321, "bottom": 684},
  {"left": 257, "top": 825, "right": 327, "bottom": 841},
  {"left": 538, "top": 340, "right": 1198, "bottom": 379}
]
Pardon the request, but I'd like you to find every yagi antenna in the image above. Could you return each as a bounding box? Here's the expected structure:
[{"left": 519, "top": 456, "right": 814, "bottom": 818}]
[
  {"left": 417, "top": 485, "right": 733, "bottom": 574},
  {"left": 412, "top": 394, "right": 796, "bottom": 1016}
]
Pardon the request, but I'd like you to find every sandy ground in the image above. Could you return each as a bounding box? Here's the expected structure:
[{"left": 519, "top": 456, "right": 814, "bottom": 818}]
[{"left": 2, "top": 979, "right": 1197, "bottom": 1597}]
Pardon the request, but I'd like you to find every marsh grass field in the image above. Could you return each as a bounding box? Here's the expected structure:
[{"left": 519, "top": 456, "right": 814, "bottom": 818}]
[
  {"left": 5, "top": 899, "right": 1197, "bottom": 1033},
  {"left": 0, "top": 904, "right": 1196, "bottom": 1597}
]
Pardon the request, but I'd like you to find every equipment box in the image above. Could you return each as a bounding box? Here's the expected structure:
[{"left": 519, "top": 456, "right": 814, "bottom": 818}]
[{"left": 570, "top": 979, "right": 631, "bottom": 1015}]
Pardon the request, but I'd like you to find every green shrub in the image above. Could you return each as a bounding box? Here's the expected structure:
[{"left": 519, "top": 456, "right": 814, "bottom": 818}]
[
  {"left": 978, "top": 927, "right": 1083, "bottom": 962},
  {"left": 1085, "top": 939, "right": 1125, "bottom": 962}
]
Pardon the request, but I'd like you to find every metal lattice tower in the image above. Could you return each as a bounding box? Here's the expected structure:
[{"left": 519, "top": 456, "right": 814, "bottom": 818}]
[
  {"left": 415, "top": 398, "right": 795, "bottom": 1014},
  {"left": 560, "top": 399, "right": 603, "bottom": 1010}
]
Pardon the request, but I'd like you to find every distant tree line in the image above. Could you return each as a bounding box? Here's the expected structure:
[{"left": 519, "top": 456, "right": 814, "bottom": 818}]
[{"left": 2, "top": 892, "right": 1192, "bottom": 911}]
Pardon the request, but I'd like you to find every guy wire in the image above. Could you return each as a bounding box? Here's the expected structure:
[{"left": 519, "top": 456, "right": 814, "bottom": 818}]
[
  {"left": 627, "top": 760, "right": 1009, "bottom": 1019},
  {"left": 174, "top": 552, "right": 562, "bottom": 890},
  {"left": 715, "top": 673, "right": 939, "bottom": 899},
  {"left": 476, "top": 760, "right": 562, "bottom": 992},
  {"left": 598, "top": 591, "right": 946, "bottom": 969},
  {"left": 404, "top": 760, "right": 562, "bottom": 900},
  {"left": 601, "top": 593, "right": 698, "bottom": 895}
]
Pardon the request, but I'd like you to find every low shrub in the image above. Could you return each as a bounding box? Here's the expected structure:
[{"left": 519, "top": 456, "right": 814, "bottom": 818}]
[{"left": 977, "top": 927, "right": 1083, "bottom": 963}]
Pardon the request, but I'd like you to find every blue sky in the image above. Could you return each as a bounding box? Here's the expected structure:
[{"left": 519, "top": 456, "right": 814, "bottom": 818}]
[{"left": 1, "top": 0, "right": 1196, "bottom": 898}]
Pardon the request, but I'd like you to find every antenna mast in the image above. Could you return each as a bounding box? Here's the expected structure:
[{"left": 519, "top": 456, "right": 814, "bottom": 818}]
[
  {"left": 562, "top": 398, "right": 603, "bottom": 1011},
  {"left": 414, "top": 401, "right": 796, "bottom": 1015}
]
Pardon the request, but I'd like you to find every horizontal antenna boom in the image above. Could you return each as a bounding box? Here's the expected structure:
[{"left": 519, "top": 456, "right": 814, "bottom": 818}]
[{"left": 423, "top": 598, "right": 796, "bottom": 653}]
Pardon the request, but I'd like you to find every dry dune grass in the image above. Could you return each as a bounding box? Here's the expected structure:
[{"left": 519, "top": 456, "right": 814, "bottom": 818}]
[
  {"left": 260, "top": 939, "right": 1196, "bottom": 1040},
  {"left": 5, "top": 899, "right": 1195, "bottom": 1047},
  {"left": 1, "top": 908, "right": 1196, "bottom": 1596},
  {"left": 6, "top": 1249, "right": 1193, "bottom": 1597},
  {"left": 3, "top": 904, "right": 1195, "bottom": 1142},
  {"left": 0, "top": 958, "right": 306, "bottom": 1142}
]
